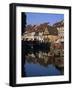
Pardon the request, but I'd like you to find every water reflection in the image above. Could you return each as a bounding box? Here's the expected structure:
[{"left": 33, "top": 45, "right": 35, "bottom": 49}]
[{"left": 22, "top": 50, "right": 64, "bottom": 77}]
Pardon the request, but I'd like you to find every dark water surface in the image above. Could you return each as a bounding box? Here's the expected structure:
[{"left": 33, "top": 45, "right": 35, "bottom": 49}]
[
  {"left": 22, "top": 51, "right": 64, "bottom": 77},
  {"left": 22, "top": 41, "right": 64, "bottom": 77}
]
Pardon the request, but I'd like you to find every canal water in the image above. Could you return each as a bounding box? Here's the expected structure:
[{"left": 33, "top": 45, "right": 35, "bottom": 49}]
[{"left": 22, "top": 51, "right": 64, "bottom": 77}]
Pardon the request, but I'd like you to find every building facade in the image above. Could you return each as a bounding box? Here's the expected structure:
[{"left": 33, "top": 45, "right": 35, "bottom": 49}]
[{"left": 22, "top": 23, "right": 58, "bottom": 42}]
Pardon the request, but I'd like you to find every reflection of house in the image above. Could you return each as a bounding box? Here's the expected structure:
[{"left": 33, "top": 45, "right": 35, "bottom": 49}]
[
  {"left": 25, "top": 52, "right": 64, "bottom": 68},
  {"left": 22, "top": 23, "right": 58, "bottom": 42}
]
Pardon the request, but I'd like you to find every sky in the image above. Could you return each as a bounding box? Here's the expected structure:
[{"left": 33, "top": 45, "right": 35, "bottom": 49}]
[{"left": 24, "top": 12, "right": 64, "bottom": 25}]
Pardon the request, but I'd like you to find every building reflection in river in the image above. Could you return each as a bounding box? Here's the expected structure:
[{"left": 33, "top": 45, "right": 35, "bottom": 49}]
[{"left": 22, "top": 50, "right": 64, "bottom": 77}]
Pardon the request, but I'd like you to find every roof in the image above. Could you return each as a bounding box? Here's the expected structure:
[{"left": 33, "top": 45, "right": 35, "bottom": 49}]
[
  {"left": 53, "top": 20, "right": 64, "bottom": 27},
  {"left": 24, "top": 23, "right": 58, "bottom": 35}
]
